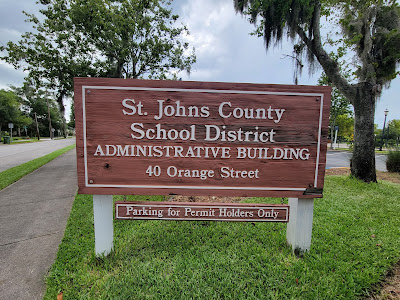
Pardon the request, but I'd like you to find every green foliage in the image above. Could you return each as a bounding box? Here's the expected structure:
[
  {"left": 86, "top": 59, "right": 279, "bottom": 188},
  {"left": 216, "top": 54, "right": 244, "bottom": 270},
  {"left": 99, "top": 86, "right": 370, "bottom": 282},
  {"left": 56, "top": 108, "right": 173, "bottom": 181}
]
[
  {"left": 339, "top": 1, "right": 400, "bottom": 85},
  {"left": 68, "top": 101, "right": 75, "bottom": 129},
  {"left": 44, "top": 177, "right": 400, "bottom": 298},
  {"left": 0, "top": 89, "right": 32, "bottom": 132},
  {"left": 375, "top": 119, "right": 400, "bottom": 148},
  {"left": 12, "top": 84, "right": 64, "bottom": 137},
  {"left": 387, "top": 119, "right": 400, "bottom": 141},
  {"left": 386, "top": 148, "right": 400, "bottom": 173},
  {"left": 68, "top": 0, "right": 196, "bottom": 79},
  {"left": 0, "top": 144, "right": 75, "bottom": 190},
  {"left": 1, "top": 14, "right": 93, "bottom": 95},
  {"left": 335, "top": 114, "right": 354, "bottom": 141}
]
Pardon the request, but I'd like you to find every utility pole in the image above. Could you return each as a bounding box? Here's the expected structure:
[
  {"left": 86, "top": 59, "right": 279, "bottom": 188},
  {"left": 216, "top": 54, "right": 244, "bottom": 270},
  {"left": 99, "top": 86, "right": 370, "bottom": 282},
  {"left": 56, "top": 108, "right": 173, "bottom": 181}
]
[
  {"left": 46, "top": 98, "right": 53, "bottom": 139},
  {"left": 34, "top": 112, "right": 40, "bottom": 140}
]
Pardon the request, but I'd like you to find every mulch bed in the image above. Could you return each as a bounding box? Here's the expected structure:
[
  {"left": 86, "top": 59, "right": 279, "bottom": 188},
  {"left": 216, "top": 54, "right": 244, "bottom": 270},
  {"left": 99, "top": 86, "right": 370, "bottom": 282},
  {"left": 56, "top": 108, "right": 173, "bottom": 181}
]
[
  {"left": 367, "top": 261, "right": 400, "bottom": 300},
  {"left": 326, "top": 168, "right": 400, "bottom": 184}
]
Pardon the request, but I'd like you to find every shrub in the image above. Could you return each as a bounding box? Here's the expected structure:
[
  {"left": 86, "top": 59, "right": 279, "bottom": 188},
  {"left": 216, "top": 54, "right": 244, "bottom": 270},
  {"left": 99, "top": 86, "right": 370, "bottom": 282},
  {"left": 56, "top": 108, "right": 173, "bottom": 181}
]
[{"left": 386, "top": 148, "right": 400, "bottom": 173}]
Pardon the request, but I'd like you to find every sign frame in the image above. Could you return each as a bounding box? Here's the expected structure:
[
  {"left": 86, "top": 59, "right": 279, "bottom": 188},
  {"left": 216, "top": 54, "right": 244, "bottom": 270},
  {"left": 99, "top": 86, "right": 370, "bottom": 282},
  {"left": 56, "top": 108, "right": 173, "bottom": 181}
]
[{"left": 74, "top": 78, "right": 331, "bottom": 198}]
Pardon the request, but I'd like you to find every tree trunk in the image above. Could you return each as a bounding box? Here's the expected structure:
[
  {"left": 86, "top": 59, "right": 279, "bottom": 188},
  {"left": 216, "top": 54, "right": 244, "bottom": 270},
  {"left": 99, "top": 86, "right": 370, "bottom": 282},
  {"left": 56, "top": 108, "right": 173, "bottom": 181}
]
[{"left": 351, "top": 84, "right": 377, "bottom": 182}]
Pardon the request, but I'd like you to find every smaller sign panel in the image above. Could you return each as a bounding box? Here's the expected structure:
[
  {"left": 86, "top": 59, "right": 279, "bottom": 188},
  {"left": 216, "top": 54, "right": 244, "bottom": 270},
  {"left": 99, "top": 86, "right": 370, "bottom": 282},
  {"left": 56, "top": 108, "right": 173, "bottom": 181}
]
[
  {"left": 115, "top": 201, "right": 289, "bottom": 222},
  {"left": 8, "top": 123, "right": 13, "bottom": 129}
]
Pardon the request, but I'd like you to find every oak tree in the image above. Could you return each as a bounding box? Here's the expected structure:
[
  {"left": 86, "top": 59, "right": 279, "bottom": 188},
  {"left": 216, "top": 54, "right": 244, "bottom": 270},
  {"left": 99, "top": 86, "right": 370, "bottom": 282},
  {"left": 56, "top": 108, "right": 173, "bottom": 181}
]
[{"left": 235, "top": 0, "right": 400, "bottom": 182}]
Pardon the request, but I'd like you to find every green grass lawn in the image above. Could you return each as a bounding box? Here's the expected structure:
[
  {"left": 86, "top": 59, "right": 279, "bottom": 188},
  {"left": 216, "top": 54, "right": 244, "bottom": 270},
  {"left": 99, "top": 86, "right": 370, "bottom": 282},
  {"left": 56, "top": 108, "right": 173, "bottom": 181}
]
[
  {"left": 7, "top": 138, "right": 41, "bottom": 144},
  {"left": 0, "top": 144, "right": 75, "bottom": 190},
  {"left": 2, "top": 136, "right": 74, "bottom": 144},
  {"left": 44, "top": 176, "right": 400, "bottom": 299}
]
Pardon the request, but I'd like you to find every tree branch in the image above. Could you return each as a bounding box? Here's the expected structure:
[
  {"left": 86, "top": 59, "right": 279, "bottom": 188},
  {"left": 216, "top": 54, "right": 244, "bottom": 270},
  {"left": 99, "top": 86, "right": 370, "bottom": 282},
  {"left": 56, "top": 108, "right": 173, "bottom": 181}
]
[
  {"left": 281, "top": 54, "right": 304, "bottom": 68},
  {"left": 296, "top": 4, "right": 356, "bottom": 104}
]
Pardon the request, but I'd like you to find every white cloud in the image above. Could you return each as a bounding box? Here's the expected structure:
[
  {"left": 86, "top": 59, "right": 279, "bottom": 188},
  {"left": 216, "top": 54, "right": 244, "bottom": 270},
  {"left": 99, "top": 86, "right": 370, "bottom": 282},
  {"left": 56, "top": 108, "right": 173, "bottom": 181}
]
[
  {"left": 0, "top": 62, "right": 27, "bottom": 89},
  {"left": 0, "top": 61, "right": 17, "bottom": 70},
  {"left": 0, "top": 28, "right": 22, "bottom": 44},
  {"left": 177, "top": 0, "right": 320, "bottom": 85},
  {"left": 181, "top": 0, "right": 236, "bottom": 59},
  {"left": 188, "top": 68, "right": 222, "bottom": 81}
]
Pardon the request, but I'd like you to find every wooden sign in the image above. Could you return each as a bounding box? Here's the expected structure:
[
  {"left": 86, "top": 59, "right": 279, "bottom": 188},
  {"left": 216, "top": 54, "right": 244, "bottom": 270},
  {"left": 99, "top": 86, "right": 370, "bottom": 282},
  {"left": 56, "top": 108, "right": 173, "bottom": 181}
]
[
  {"left": 74, "top": 78, "right": 331, "bottom": 198},
  {"left": 115, "top": 201, "right": 289, "bottom": 222}
]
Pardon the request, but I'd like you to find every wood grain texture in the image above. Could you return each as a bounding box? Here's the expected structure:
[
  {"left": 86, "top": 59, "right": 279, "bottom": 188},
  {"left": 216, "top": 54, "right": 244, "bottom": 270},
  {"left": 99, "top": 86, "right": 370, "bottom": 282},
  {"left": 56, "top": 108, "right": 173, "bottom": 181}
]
[{"left": 74, "top": 78, "right": 331, "bottom": 198}]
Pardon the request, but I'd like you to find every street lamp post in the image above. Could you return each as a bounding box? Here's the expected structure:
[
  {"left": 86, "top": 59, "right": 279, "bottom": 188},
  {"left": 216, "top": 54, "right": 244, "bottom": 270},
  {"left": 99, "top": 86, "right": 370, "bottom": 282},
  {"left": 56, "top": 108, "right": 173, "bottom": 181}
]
[{"left": 379, "top": 109, "right": 389, "bottom": 151}]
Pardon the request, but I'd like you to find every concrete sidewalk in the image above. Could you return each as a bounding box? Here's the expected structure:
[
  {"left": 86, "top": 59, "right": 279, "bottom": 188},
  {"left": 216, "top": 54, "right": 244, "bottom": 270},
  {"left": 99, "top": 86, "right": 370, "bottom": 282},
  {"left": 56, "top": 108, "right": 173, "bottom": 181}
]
[{"left": 0, "top": 149, "right": 77, "bottom": 300}]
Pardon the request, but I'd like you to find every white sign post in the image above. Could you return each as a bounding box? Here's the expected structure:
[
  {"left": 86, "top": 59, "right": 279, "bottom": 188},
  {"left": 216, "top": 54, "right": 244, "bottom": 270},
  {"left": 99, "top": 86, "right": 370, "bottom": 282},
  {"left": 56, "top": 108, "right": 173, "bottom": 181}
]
[
  {"left": 286, "top": 198, "right": 314, "bottom": 254},
  {"left": 93, "top": 195, "right": 114, "bottom": 256}
]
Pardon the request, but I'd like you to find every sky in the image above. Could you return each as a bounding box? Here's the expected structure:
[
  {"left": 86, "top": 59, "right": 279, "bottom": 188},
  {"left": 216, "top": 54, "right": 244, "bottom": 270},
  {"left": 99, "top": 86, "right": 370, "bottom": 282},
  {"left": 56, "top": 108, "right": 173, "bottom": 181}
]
[{"left": 0, "top": 0, "right": 398, "bottom": 127}]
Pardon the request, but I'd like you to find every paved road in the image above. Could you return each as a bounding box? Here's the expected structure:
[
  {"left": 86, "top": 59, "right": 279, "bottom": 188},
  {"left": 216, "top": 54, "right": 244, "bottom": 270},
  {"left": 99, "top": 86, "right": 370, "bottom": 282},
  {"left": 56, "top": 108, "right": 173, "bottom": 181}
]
[
  {"left": 326, "top": 150, "right": 387, "bottom": 171},
  {"left": 0, "top": 149, "right": 77, "bottom": 300},
  {"left": 0, "top": 138, "right": 76, "bottom": 172}
]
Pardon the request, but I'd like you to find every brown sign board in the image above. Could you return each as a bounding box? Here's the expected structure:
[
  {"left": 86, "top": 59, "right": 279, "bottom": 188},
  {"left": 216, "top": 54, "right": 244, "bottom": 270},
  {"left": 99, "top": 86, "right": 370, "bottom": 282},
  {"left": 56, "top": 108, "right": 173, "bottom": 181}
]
[
  {"left": 115, "top": 201, "right": 289, "bottom": 222},
  {"left": 74, "top": 78, "right": 331, "bottom": 198}
]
